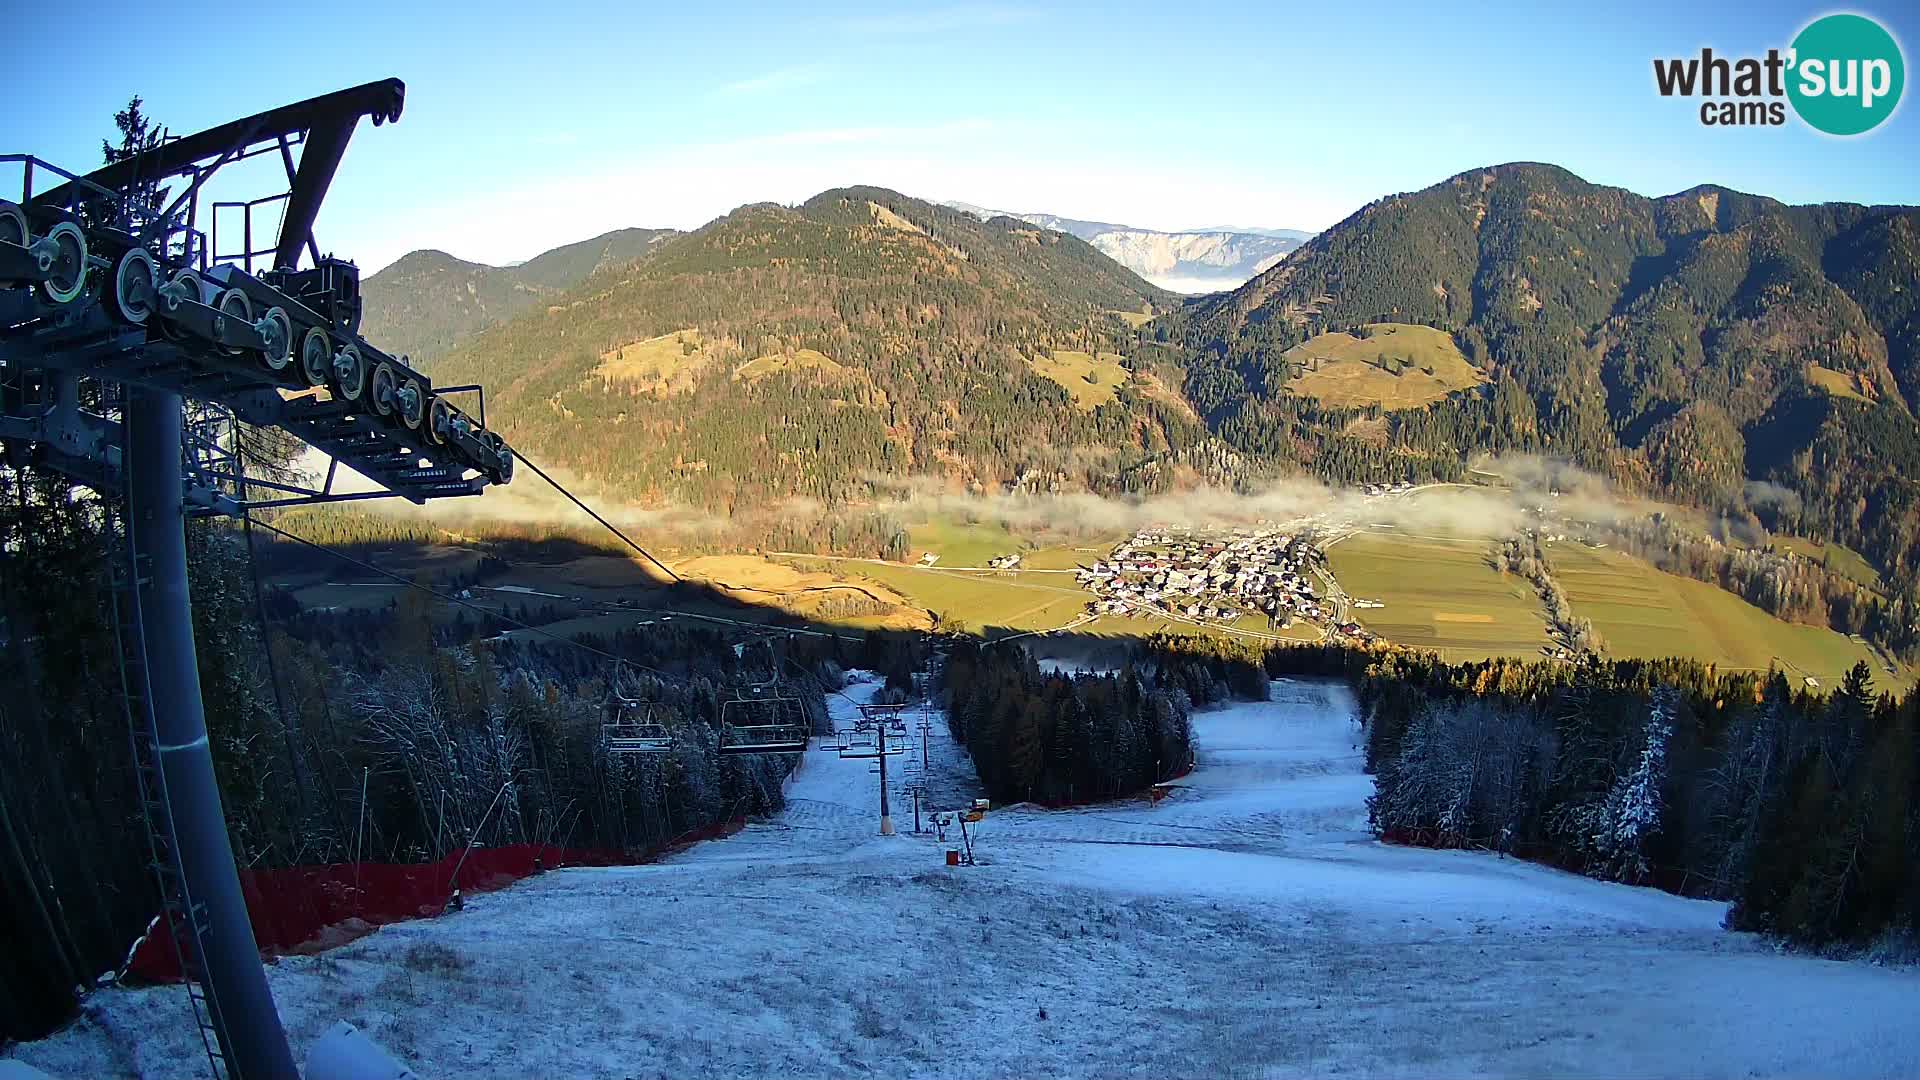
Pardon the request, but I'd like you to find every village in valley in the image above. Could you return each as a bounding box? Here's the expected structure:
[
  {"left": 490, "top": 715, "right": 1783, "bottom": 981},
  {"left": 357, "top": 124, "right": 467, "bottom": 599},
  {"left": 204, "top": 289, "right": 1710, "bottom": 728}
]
[{"left": 1072, "top": 524, "right": 1372, "bottom": 640}]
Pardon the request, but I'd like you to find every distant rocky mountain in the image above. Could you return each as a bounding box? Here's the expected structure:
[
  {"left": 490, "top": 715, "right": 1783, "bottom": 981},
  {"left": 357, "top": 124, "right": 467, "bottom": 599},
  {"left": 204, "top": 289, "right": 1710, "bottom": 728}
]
[
  {"left": 360, "top": 227, "right": 679, "bottom": 365},
  {"left": 1192, "top": 225, "right": 1315, "bottom": 241},
  {"left": 939, "top": 201, "right": 1309, "bottom": 293}
]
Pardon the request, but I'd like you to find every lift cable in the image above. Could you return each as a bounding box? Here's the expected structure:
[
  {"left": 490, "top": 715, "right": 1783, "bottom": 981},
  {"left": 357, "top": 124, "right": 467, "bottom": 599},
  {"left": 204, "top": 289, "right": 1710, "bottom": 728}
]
[
  {"left": 780, "top": 651, "right": 872, "bottom": 713},
  {"left": 509, "top": 449, "right": 681, "bottom": 585},
  {"left": 249, "top": 514, "right": 882, "bottom": 721}
]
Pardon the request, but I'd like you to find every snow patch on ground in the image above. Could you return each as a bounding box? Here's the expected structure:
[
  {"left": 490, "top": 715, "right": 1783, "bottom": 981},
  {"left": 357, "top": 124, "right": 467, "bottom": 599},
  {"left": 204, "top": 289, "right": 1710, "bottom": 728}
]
[{"left": 10, "top": 677, "right": 1918, "bottom": 1078}]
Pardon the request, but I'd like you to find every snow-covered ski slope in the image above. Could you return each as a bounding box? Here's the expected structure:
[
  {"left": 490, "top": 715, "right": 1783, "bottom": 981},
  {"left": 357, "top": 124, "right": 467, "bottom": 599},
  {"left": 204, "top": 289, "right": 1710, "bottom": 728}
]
[{"left": 11, "top": 677, "right": 1919, "bottom": 1079}]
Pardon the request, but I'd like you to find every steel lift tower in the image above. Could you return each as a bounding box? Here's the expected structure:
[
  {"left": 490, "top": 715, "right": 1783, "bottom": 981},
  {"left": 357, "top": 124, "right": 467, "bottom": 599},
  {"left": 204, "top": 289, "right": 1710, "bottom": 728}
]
[{"left": 1, "top": 80, "right": 516, "bottom": 1079}]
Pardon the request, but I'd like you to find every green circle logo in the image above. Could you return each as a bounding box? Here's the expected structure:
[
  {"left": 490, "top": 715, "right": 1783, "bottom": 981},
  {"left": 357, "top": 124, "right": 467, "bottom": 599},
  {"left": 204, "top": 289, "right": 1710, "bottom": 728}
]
[{"left": 1788, "top": 13, "right": 1905, "bottom": 135}]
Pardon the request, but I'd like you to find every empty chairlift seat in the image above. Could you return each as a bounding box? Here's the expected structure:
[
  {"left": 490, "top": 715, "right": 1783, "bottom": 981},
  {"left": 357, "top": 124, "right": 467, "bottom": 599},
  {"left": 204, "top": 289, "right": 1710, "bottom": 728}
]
[{"left": 718, "top": 687, "right": 810, "bottom": 755}]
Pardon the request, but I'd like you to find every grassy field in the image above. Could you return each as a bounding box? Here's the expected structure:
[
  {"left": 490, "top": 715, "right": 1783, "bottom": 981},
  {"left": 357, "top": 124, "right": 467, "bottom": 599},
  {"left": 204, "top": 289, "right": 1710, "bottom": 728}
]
[
  {"left": 1327, "top": 532, "right": 1551, "bottom": 662},
  {"left": 905, "top": 523, "right": 1119, "bottom": 571},
  {"left": 1028, "top": 349, "right": 1129, "bottom": 410},
  {"left": 1018, "top": 544, "right": 1113, "bottom": 570},
  {"left": 1770, "top": 535, "right": 1884, "bottom": 594},
  {"left": 837, "top": 558, "right": 1313, "bottom": 643},
  {"left": 1545, "top": 543, "right": 1903, "bottom": 688},
  {"left": 1805, "top": 363, "right": 1874, "bottom": 404},
  {"left": 289, "top": 582, "right": 408, "bottom": 613},
  {"left": 1281, "top": 323, "right": 1485, "bottom": 410},
  {"left": 734, "top": 348, "right": 851, "bottom": 383},
  {"left": 674, "top": 554, "right": 930, "bottom": 630},
  {"left": 276, "top": 504, "right": 1906, "bottom": 690},
  {"left": 797, "top": 559, "right": 1093, "bottom": 635},
  {"left": 1109, "top": 308, "right": 1155, "bottom": 330},
  {"left": 906, "top": 519, "right": 1027, "bottom": 567},
  {"left": 868, "top": 201, "right": 922, "bottom": 233},
  {"left": 595, "top": 329, "right": 712, "bottom": 393}
]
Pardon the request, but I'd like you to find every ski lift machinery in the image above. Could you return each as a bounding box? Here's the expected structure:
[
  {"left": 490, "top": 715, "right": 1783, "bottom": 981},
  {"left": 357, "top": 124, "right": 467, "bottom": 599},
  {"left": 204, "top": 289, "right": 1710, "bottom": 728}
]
[
  {"left": 718, "top": 637, "right": 810, "bottom": 754},
  {"left": 0, "top": 79, "right": 520, "bottom": 1079},
  {"left": 841, "top": 702, "right": 909, "bottom": 760}
]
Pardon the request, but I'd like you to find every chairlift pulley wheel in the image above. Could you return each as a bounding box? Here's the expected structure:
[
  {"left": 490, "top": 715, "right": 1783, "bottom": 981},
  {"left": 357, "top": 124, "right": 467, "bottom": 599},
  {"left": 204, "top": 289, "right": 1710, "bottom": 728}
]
[
  {"left": 110, "top": 246, "right": 158, "bottom": 325},
  {"left": 299, "top": 326, "right": 332, "bottom": 387},
  {"left": 155, "top": 268, "right": 203, "bottom": 338},
  {"left": 397, "top": 376, "right": 427, "bottom": 429},
  {"left": 426, "top": 395, "right": 453, "bottom": 444},
  {"left": 331, "top": 342, "right": 367, "bottom": 402},
  {"left": 258, "top": 306, "right": 294, "bottom": 371},
  {"left": 369, "top": 361, "right": 398, "bottom": 417},
  {"left": 215, "top": 288, "right": 253, "bottom": 354},
  {"left": 484, "top": 430, "right": 512, "bottom": 483},
  {"left": 0, "top": 201, "right": 27, "bottom": 250},
  {"left": 39, "top": 222, "right": 88, "bottom": 305},
  {"left": 162, "top": 267, "right": 203, "bottom": 308}
]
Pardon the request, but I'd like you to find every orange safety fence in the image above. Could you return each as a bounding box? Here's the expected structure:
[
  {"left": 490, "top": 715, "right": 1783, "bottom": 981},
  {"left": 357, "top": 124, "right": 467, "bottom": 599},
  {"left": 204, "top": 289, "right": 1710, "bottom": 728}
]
[{"left": 127, "top": 823, "right": 747, "bottom": 982}]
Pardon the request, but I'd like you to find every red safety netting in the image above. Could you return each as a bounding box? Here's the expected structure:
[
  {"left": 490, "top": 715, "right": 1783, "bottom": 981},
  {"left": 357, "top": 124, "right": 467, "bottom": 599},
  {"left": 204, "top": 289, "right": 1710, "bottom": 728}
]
[{"left": 128, "top": 823, "right": 746, "bottom": 982}]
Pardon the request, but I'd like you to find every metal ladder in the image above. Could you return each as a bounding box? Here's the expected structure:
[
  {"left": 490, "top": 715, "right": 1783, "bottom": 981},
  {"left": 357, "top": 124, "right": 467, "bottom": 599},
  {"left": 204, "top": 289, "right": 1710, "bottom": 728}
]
[{"left": 108, "top": 503, "right": 232, "bottom": 1080}]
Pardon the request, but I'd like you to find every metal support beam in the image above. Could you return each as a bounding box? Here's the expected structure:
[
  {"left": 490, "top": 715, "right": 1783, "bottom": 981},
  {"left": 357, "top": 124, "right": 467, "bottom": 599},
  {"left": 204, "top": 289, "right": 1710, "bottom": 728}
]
[
  {"left": 127, "top": 387, "right": 296, "bottom": 1079},
  {"left": 31, "top": 80, "right": 404, "bottom": 215},
  {"left": 877, "top": 722, "right": 894, "bottom": 836},
  {"left": 272, "top": 120, "right": 353, "bottom": 271}
]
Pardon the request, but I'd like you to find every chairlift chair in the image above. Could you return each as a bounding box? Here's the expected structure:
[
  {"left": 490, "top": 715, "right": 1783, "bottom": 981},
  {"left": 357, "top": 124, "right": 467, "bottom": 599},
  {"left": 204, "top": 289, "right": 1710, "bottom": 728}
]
[
  {"left": 604, "top": 701, "right": 675, "bottom": 755},
  {"left": 716, "top": 636, "right": 811, "bottom": 754},
  {"left": 601, "top": 661, "right": 675, "bottom": 755},
  {"left": 839, "top": 740, "right": 906, "bottom": 760},
  {"left": 718, "top": 684, "right": 810, "bottom": 755}
]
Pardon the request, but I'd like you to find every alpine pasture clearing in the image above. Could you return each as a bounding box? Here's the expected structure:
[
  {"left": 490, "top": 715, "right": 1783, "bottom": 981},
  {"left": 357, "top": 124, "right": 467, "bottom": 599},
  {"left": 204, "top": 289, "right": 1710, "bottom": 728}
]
[
  {"left": 733, "top": 348, "right": 853, "bottom": 383},
  {"left": 1327, "top": 532, "right": 1551, "bottom": 661},
  {"left": 1805, "top": 362, "right": 1875, "bottom": 403},
  {"left": 1281, "top": 322, "right": 1485, "bottom": 410},
  {"left": 1770, "top": 534, "right": 1885, "bottom": 594},
  {"left": 1028, "top": 349, "right": 1129, "bottom": 410},
  {"left": 867, "top": 200, "right": 923, "bottom": 233},
  {"left": 1108, "top": 307, "right": 1155, "bottom": 329},
  {"left": 593, "top": 328, "right": 711, "bottom": 394},
  {"left": 1544, "top": 544, "right": 1901, "bottom": 686}
]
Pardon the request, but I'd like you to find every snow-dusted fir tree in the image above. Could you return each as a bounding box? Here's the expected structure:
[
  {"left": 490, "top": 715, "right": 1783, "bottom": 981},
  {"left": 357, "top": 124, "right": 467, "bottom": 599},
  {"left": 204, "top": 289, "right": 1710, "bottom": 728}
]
[{"left": 1598, "top": 686, "right": 1675, "bottom": 881}]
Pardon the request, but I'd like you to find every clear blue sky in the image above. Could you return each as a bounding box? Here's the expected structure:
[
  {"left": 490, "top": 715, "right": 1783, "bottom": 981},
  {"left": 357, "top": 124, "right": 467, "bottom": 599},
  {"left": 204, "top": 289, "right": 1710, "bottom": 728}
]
[{"left": 10, "top": 1, "right": 1917, "bottom": 273}]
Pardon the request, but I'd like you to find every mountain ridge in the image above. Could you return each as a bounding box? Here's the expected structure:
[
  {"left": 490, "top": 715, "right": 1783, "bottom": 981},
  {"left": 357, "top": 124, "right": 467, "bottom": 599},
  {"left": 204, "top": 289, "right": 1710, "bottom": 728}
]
[
  {"left": 1168, "top": 160, "right": 1920, "bottom": 586},
  {"left": 362, "top": 165, "right": 1920, "bottom": 598},
  {"left": 416, "top": 185, "right": 1192, "bottom": 508},
  {"left": 938, "top": 200, "right": 1309, "bottom": 292},
  {"left": 360, "top": 226, "right": 679, "bottom": 365}
]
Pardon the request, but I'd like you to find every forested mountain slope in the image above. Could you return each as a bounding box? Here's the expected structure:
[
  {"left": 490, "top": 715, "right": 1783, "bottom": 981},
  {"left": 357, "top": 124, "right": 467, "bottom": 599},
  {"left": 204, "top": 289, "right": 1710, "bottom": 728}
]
[
  {"left": 423, "top": 187, "right": 1192, "bottom": 508},
  {"left": 1159, "top": 163, "right": 1920, "bottom": 587},
  {"left": 360, "top": 227, "right": 679, "bottom": 365}
]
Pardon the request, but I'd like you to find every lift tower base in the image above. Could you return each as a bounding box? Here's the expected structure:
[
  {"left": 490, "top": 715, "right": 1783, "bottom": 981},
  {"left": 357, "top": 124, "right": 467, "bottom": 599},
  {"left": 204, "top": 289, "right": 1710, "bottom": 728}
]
[{"left": 127, "top": 386, "right": 297, "bottom": 1078}]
